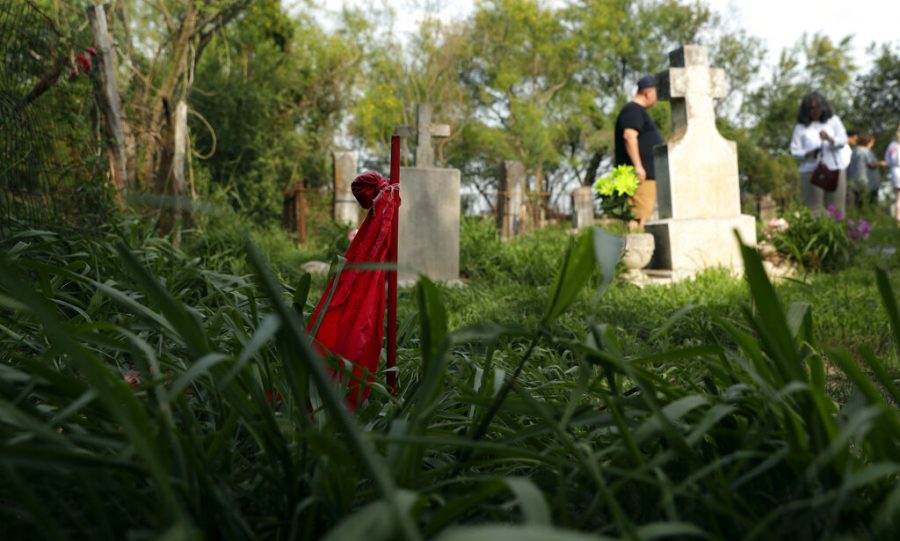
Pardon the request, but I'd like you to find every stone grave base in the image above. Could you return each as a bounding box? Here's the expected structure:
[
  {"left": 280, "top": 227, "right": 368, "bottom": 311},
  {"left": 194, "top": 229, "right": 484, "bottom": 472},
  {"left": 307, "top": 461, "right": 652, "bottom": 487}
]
[{"left": 645, "top": 214, "right": 756, "bottom": 274}]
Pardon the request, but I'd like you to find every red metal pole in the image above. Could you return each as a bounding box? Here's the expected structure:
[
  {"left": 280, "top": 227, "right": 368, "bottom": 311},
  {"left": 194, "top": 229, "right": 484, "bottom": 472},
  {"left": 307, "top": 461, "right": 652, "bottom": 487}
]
[{"left": 387, "top": 135, "right": 400, "bottom": 395}]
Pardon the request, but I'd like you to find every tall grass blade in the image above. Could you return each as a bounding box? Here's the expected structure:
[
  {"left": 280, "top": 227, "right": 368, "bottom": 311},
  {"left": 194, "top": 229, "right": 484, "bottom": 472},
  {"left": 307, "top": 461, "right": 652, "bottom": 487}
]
[
  {"left": 591, "top": 226, "right": 625, "bottom": 289},
  {"left": 737, "top": 233, "right": 805, "bottom": 383},
  {"left": 0, "top": 258, "right": 187, "bottom": 524},
  {"left": 114, "top": 241, "right": 212, "bottom": 357},
  {"left": 543, "top": 229, "right": 597, "bottom": 325},
  {"left": 875, "top": 267, "right": 900, "bottom": 360},
  {"left": 504, "top": 477, "right": 552, "bottom": 525},
  {"left": 320, "top": 491, "right": 419, "bottom": 541},
  {"left": 433, "top": 525, "right": 618, "bottom": 541}
]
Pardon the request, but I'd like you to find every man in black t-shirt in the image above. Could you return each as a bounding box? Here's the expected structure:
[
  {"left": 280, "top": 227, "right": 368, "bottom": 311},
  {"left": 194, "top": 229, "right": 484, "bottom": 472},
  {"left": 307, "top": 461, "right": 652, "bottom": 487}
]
[{"left": 614, "top": 74, "right": 663, "bottom": 228}]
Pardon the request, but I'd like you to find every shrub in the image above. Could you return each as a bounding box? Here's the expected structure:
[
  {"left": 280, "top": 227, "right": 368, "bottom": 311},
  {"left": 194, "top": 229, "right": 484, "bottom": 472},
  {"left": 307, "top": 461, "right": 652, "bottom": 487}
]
[{"left": 769, "top": 205, "right": 853, "bottom": 271}]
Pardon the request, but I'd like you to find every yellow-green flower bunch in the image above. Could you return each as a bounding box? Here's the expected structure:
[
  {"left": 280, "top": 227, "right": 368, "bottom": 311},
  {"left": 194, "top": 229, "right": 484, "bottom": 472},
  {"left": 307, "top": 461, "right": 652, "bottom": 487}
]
[
  {"left": 594, "top": 165, "right": 639, "bottom": 197},
  {"left": 593, "top": 165, "right": 639, "bottom": 220}
]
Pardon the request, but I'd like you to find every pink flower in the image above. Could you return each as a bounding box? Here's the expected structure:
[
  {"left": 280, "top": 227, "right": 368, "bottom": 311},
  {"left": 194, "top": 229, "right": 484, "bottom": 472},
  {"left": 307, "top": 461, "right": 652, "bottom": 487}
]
[
  {"left": 767, "top": 217, "right": 789, "bottom": 233},
  {"left": 847, "top": 218, "right": 872, "bottom": 241},
  {"left": 124, "top": 370, "right": 141, "bottom": 389},
  {"left": 347, "top": 228, "right": 358, "bottom": 242},
  {"left": 826, "top": 205, "right": 844, "bottom": 222}
]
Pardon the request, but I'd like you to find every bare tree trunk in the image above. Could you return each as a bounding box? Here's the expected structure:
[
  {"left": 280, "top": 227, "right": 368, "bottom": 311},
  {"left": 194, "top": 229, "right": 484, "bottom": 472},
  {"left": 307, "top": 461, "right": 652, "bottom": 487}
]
[
  {"left": 156, "top": 97, "right": 176, "bottom": 235},
  {"left": 172, "top": 99, "right": 189, "bottom": 240},
  {"left": 584, "top": 146, "right": 607, "bottom": 187},
  {"left": 150, "top": 7, "right": 196, "bottom": 196},
  {"left": 88, "top": 4, "right": 129, "bottom": 199},
  {"left": 534, "top": 164, "right": 546, "bottom": 226}
]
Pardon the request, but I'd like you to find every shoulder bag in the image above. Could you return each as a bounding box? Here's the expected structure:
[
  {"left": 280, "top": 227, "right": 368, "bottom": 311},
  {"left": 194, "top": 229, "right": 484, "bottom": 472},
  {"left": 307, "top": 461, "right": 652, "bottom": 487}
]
[{"left": 810, "top": 143, "right": 840, "bottom": 192}]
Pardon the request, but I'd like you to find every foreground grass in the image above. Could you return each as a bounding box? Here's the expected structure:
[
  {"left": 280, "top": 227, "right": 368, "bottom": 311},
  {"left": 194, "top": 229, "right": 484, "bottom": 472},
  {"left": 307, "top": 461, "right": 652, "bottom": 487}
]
[{"left": 1, "top": 216, "right": 899, "bottom": 539}]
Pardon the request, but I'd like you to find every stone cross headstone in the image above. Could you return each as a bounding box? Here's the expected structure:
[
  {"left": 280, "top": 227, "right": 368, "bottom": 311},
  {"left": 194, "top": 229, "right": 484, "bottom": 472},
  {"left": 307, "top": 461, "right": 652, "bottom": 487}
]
[
  {"left": 395, "top": 104, "right": 451, "bottom": 167},
  {"left": 497, "top": 160, "right": 527, "bottom": 239},
  {"left": 571, "top": 186, "right": 594, "bottom": 229},
  {"left": 332, "top": 150, "right": 360, "bottom": 226},
  {"left": 394, "top": 104, "right": 460, "bottom": 283},
  {"left": 646, "top": 45, "right": 756, "bottom": 275}
]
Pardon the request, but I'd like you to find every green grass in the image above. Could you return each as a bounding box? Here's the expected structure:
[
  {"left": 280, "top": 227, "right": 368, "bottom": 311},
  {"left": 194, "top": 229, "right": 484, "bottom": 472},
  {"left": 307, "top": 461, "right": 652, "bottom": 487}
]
[{"left": 1, "top": 215, "right": 899, "bottom": 540}]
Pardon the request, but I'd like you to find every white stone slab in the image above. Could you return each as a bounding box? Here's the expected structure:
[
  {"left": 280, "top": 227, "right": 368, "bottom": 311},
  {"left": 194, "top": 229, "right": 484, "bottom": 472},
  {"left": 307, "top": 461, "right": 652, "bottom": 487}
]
[{"left": 397, "top": 166, "right": 460, "bottom": 283}]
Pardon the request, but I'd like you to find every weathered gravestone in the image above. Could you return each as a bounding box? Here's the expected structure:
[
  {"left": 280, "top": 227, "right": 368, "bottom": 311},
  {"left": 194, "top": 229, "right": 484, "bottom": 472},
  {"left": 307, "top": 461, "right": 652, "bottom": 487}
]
[
  {"left": 283, "top": 182, "right": 306, "bottom": 244},
  {"left": 646, "top": 45, "right": 756, "bottom": 276},
  {"left": 332, "top": 150, "right": 360, "bottom": 226},
  {"left": 496, "top": 160, "right": 528, "bottom": 240},
  {"left": 757, "top": 193, "right": 779, "bottom": 222},
  {"left": 395, "top": 104, "right": 460, "bottom": 283},
  {"left": 571, "top": 186, "right": 594, "bottom": 229}
]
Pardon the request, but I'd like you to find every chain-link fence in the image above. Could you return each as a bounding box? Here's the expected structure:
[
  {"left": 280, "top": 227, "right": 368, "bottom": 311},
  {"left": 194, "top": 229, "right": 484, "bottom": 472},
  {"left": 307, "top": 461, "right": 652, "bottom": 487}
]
[{"left": 1, "top": 0, "right": 112, "bottom": 235}]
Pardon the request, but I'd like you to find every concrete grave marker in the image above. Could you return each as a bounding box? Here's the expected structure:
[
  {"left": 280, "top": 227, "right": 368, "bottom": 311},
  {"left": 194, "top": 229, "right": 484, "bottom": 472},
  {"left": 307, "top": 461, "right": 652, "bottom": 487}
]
[
  {"left": 571, "top": 186, "right": 594, "bottom": 229},
  {"left": 332, "top": 150, "right": 360, "bottom": 226},
  {"left": 496, "top": 160, "right": 527, "bottom": 239},
  {"left": 646, "top": 45, "right": 756, "bottom": 275},
  {"left": 394, "top": 104, "right": 461, "bottom": 284}
]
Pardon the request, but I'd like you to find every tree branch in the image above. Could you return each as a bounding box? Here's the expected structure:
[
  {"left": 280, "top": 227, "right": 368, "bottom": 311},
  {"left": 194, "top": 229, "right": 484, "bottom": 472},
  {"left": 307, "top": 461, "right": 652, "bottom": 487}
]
[{"left": 195, "top": 0, "right": 252, "bottom": 56}]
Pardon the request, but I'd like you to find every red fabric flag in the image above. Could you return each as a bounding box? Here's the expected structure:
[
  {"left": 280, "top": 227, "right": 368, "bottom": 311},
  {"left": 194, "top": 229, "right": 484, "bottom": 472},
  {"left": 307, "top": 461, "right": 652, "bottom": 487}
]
[{"left": 307, "top": 171, "right": 400, "bottom": 409}]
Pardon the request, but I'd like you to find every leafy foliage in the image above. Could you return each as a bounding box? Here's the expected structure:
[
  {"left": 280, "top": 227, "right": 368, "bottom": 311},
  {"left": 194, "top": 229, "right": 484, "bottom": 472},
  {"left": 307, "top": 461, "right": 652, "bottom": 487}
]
[
  {"left": 190, "top": 2, "right": 357, "bottom": 223},
  {"left": 1, "top": 218, "right": 899, "bottom": 540},
  {"left": 847, "top": 43, "right": 900, "bottom": 156}
]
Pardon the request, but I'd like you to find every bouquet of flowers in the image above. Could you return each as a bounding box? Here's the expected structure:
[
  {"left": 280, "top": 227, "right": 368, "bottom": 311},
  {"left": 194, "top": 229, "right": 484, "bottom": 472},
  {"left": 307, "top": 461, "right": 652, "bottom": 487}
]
[{"left": 593, "top": 165, "right": 640, "bottom": 221}]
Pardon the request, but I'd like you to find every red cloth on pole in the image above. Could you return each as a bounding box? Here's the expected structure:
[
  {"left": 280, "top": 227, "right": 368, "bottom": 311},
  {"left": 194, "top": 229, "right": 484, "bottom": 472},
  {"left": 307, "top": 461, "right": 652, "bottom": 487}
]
[{"left": 307, "top": 171, "right": 400, "bottom": 409}]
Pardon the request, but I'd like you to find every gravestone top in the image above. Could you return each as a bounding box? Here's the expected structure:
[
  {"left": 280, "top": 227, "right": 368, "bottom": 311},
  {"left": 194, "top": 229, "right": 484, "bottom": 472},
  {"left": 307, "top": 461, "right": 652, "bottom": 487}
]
[
  {"left": 657, "top": 45, "right": 727, "bottom": 138},
  {"left": 394, "top": 103, "right": 450, "bottom": 167},
  {"left": 653, "top": 44, "right": 737, "bottom": 220}
]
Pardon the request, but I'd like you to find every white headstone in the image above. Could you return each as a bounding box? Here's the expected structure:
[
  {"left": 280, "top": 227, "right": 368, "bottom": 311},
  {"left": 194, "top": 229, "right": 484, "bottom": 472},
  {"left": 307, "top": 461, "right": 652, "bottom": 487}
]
[
  {"left": 646, "top": 45, "right": 756, "bottom": 274},
  {"left": 397, "top": 167, "right": 460, "bottom": 283},
  {"left": 395, "top": 104, "right": 460, "bottom": 283}
]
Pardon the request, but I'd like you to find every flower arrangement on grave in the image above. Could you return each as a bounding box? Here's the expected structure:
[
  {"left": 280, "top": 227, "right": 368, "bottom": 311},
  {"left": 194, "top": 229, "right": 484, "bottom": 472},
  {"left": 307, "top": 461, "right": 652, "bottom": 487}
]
[
  {"left": 593, "top": 165, "right": 640, "bottom": 222},
  {"left": 766, "top": 205, "right": 871, "bottom": 272}
]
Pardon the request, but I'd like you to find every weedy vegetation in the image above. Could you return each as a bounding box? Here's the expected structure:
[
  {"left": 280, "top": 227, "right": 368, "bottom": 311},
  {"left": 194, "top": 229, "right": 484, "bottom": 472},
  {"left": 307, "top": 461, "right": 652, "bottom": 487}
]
[{"left": 1, "top": 215, "right": 898, "bottom": 540}]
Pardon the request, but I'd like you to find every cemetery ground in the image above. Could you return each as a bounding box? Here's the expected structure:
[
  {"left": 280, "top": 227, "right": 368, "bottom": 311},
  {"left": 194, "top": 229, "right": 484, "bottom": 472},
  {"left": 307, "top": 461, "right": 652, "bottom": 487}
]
[{"left": 1, "top": 207, "right": 899, "bottom": 540}]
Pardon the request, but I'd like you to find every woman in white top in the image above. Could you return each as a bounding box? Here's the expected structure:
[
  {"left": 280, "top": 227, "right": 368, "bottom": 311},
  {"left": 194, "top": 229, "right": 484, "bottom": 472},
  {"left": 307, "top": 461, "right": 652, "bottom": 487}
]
[
  {"left": 789, "top": 92, "right": 849, "bottom": 214},
  {"left": 886, "top": 124, "right": 900, "bottom": 222}
]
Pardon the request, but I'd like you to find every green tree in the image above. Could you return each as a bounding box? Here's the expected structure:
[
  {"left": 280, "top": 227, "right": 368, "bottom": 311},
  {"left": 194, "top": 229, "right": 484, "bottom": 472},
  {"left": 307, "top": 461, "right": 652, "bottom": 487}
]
[
  {"left": 190, "top": 0, "right": 358, "bottom": 224},
  {"left": 741, "top": 33, "right": 856, "bottom": 201},
  {"left": 847, "top": 43, "right": 900, "bottom": 155}
]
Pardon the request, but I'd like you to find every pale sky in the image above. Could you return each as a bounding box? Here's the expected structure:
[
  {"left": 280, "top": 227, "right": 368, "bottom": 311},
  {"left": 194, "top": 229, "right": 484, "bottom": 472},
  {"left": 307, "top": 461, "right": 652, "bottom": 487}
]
[
  {"left": 704, "top": 0, "right": 895, "bottom": 72},
  {"left": 310, "top": 0, "right": 897, "bottom": 73}
]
